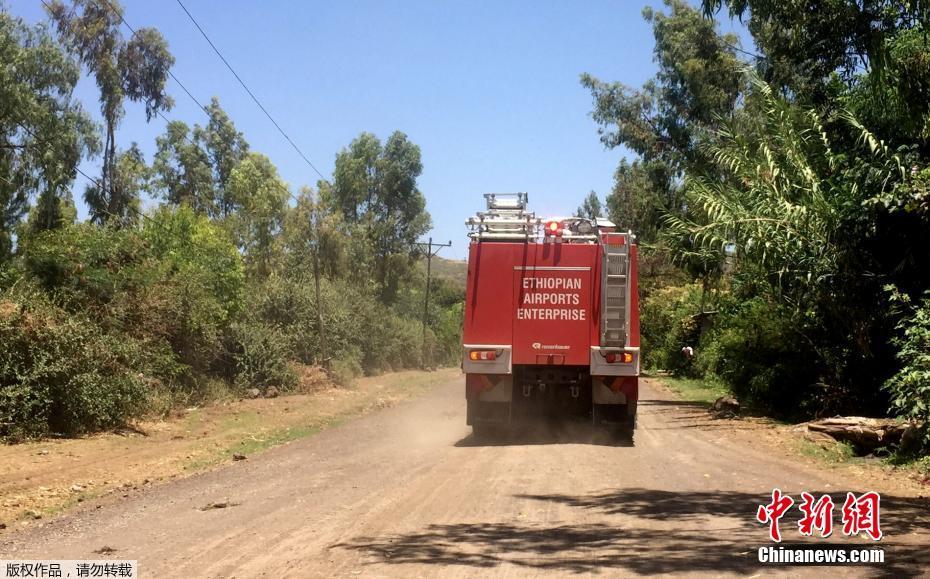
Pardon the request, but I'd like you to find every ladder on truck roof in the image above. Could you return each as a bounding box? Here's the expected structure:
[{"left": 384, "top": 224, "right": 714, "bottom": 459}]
[
  {"left": 601, "top": 234, "right": 632, "bottom": 348},
  {"left": 466, "top": 193, "right": 539, "bottom": 241}
]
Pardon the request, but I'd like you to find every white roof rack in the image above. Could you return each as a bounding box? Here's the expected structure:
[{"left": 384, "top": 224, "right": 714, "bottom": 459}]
[{"left": 466, "top": 193, "right": 539, "bottom": 240}]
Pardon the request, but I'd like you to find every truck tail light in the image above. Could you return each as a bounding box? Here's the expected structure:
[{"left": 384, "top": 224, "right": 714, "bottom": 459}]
[
  {"left": 605, "top": 352, "right": 634, "bottom": 364},
  {"left": 469, "top": 350, "right": 497, "bottom": 361},
  {"left": 544, "top": 220, "right": 563, "bottom": 237}
]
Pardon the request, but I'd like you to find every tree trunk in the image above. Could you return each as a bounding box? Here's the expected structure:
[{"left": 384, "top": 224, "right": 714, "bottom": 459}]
[{"left": 802, "top": 417, "right": 916, "bottom": 453}]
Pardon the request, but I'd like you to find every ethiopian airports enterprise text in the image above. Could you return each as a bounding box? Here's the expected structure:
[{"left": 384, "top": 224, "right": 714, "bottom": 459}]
[{"left": 518, "top": 276, "right": 586, "bottom": 320}]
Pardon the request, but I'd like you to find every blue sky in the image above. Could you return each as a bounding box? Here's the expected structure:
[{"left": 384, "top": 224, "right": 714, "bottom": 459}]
[{"left": 13, "top": 0, "right": 748, "bottom": 260}]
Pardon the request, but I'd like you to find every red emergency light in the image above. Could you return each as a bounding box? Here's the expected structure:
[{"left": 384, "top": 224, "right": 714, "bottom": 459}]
[{"left": 544, "top": 220, "right": 563, "bottom": 237}]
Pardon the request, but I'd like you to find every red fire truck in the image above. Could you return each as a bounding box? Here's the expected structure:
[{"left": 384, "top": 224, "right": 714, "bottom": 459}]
[{"left": 462, "top": 193, "right": 640, "bottom": 435}]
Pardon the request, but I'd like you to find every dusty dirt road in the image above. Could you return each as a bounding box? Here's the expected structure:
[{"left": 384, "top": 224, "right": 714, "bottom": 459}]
[{"left": 2, "top": 376, "right": 928, "bottom": 577}]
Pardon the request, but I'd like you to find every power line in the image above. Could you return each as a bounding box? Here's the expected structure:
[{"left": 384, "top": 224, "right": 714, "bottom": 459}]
[
  {"left": 92, "top": 0, "right": 209, "bottom": 113},
  {"left": 173, "top": 0, "right": 327, "bottom": 182},
  {"left": 39, "top": 0, "right": 208, "bottom": 113},
  {"left": 91, "top": 0, "right": 314, "bottom": 204},
  {"left": 13, "top": 119, "right": 155, "bottom": 226},
  {"left": 47, "top": 0, "right": 306, "bottom": 207}
]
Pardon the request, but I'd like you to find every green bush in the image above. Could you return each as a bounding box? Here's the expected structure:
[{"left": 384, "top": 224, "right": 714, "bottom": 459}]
[
  {"left": 884, "top": 289, "right": 930, "bottom": 450},
  {"left": 639, "top": 283, "right": 705, "bottom": 374},
  {"left": 246, "top": 273, "right": 450, "bottom": 376},
  {"left": 227, "top": 319, "right": 298, "bottom": 393},
  {"left": 330, "top": 356, "right": 363, "bottom": 387},
  {"left": 0, "top": 291, "right": 149, "bottom": 439},
  {"left": 698, "top": 297, "right": 819, "bottom": 419},
  {"left": 142, "top": 206, "right": 245, "bottom": 321},
  {"left": 23, "top": 223, "right": 149, "bottom": 309},
  {"left": 23, "top": 211, "right": 245, "bottom": 386},
  {"left": 247, "top": 275, "right": 323, "bottom": 365}
]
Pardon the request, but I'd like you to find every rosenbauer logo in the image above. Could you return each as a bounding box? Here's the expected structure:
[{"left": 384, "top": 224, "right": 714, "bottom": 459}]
[{"left": 531, "top": 342, "right": 570, "bottom": 350}]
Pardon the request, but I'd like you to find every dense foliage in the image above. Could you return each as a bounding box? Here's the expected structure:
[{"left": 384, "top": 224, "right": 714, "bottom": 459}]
[
  {"left": 584, "top": 0, "right": 930, "bottom": 439},
  {"left": 0, "top": 4, "right": 462, "bottom": 439}
]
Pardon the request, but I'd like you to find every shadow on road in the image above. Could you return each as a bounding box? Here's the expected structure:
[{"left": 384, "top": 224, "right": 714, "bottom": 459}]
[
  {"left": 638, "top": 398, "right": 766, "bottom": 431},
  {"left": 334, "top": 488, "right": 930, "bottom": 576},
  {"left": 454, "top": 421, "right": 633, "bottom": 448}
]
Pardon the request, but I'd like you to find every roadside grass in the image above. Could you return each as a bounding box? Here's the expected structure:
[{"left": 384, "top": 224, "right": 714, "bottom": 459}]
[
  {"left": 182, "top": 369, "right": 452, "bottom": 472},
  {"left": 655, "top": 375, "right": 729, "bottom": 405},
  {"left": 797, "top": 438, "right": 858, "bottom": 466},
  {"left": 652, "top": 373, "right": 930, "bottom": 489},
  {"left": 0, "top": 367, "right": 459, "bottom": 530},
  {"left": 884, "top": 447, "right": 930, "bottom": 479},
  {"left": 183, "top": 422, "right": 325, "bottom": 471}
]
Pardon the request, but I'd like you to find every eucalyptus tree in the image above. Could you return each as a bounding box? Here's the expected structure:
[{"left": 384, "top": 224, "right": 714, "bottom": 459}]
[
  {"left": 227, "top": 152, "right": 289, "bottom": 277},
  {"left": 198, "top": 97, "right": 249, "bottom": 218},
  {"left": 47, "top": 0, "right": 174, "bottom": 218},
  {"left": 0, "top": 10, "right": 97, "bottom": 260},
  {"left": 152, "top": 121, "right": 214, "bottom": 214},
  {"left": 574, "top": 191, "right": 603, "bottom": 219},
  {"left": 85, "top": 143, "right": 147, "bottom": 226},
  {"left": 331, "top": 131, "right": 430, "bottom": 301},
  {"left": 151, "top": 99, "right": 249, "bottom": 220},
  {"left": 581, "top": 0, "right": 743, "bottom": 244},
  {"left": 701, "top": 0, "right": 930, "bottom": 105}
]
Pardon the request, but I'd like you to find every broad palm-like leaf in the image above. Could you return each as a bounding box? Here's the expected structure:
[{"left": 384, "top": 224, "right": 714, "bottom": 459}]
[{"left": 663, "top": 72, "right": 907, "bottom": 306}]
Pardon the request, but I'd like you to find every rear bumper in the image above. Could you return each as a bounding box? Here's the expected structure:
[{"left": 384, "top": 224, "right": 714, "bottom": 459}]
[
  {"left": 464, "top": 371, "right": 638, "bottom": 425},
  {"left": 590, "top": 346, "right": 640, "bottom": 376},
  {"left": 462, "top": 344, "right": 512, "bottom": 374}
]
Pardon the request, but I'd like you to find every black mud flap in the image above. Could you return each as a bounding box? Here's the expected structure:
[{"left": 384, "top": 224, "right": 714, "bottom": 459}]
[
  {"left": 593, "top": 401, "right": 637, "bottom": 432},
  {"left": 467, "top": 399, "right": 511, "bottom": 426}
]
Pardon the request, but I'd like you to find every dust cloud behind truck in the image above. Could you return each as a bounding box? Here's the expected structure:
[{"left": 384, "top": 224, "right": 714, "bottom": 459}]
[{"left": 462, "top": 193, "right": 640, "bottom": 436}]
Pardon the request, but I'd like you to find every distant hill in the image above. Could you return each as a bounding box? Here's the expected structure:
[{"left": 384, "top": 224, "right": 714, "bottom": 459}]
[{"left": 421, "top": 256, "right": 467, "bottom": 287}]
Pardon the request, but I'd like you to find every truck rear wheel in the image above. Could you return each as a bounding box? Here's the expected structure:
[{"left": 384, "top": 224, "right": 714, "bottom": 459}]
[
  {"left": 593, "top": 401, "right": 636, "bottom": 440},
  {"left": 472, "top": 422, "right": 506, "bottom": 440}
]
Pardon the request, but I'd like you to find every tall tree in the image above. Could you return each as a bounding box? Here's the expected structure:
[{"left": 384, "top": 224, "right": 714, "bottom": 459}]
[
  {"left": 330, "top": 131, "right": 431, "bottom": 300},
  {"left": 47, "top": 0, "right": 173, "bottom": 211},
  {"left": 0, "top": 10, "right": 97, "bottom": 261},
  {"left": 575, "top": 190, "right": 603, "bottom": 219},
  {"left": 152, "top": 121, "right": 214, "bottom": 214},
  {"left": 606, "top": 159, "right": 671, "bottom": 243},
  {"left": 283, "top": 186, "right": 348, "bottom": 278},
  {"left": 85, "top": 142, "right": 146, "bottom": 226},
  {"left": 227, "top": 152, "right": 289, "bottom": 277},
  {"left": 30, "top": 189, "right": 76, "bottom": 233},
  {"left": 196, "top": 97, "right": 249, "bottom": 218},
  {"left": 151, "top": 99, "right": 249, "bottom": 220},
  {"left": 702, "top": 0, "right": 930, "bottom": 105},
  {"left": 581, "top": 0, "right": 743, "bottom": 240}
]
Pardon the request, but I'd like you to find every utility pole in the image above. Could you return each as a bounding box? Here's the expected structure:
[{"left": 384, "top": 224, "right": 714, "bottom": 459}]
[
  {"left": 414, "top": 237, "right": 452, "bottom": 369},
  {"left": 310, "top": 196, "right": 329, "bottom": 371}
]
